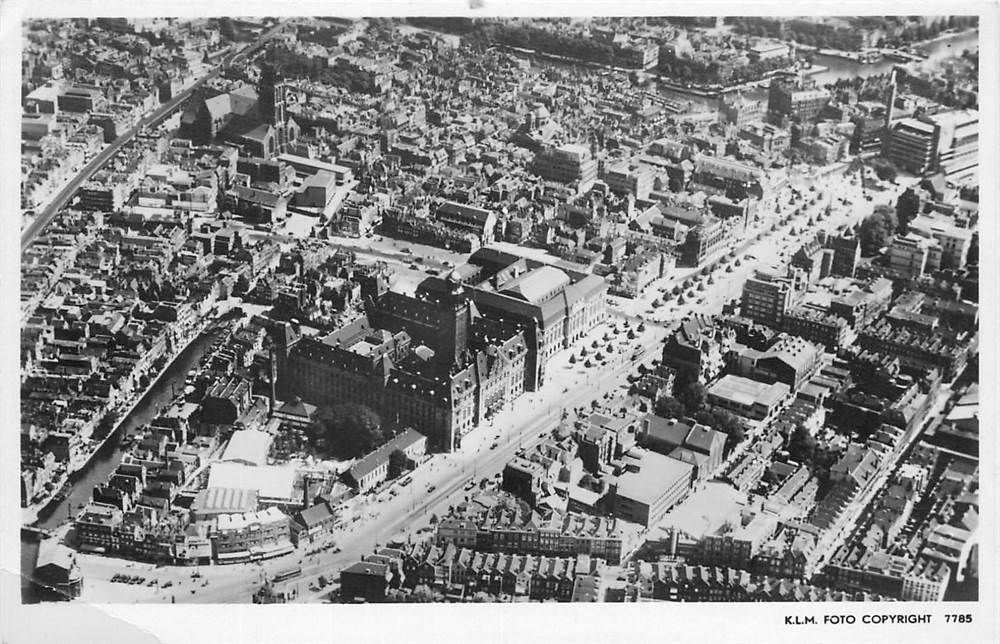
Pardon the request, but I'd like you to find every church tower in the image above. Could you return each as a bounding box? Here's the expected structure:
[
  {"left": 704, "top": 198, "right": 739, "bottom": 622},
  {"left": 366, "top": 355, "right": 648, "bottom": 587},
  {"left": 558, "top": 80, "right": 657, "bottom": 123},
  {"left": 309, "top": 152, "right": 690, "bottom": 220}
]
[{"left": 258, "top": 60, "right": 288, "bottom": 154}]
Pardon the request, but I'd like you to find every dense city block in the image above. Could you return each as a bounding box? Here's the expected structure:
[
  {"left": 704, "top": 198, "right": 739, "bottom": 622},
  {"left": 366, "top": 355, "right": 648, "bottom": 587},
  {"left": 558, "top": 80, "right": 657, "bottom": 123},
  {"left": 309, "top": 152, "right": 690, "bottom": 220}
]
[{"left": 20, "top": 15, "right": 978, "bottom": 605}]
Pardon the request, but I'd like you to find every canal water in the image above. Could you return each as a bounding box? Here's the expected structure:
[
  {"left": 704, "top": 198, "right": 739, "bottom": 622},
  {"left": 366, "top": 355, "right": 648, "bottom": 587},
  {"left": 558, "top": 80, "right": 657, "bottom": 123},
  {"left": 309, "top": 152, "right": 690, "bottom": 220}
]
[
  {"left": 809, "top": 29, "right": 979, "bottom": 85},
  {"left": 21, "top": 327, "right": 223, "bottom": 603}
]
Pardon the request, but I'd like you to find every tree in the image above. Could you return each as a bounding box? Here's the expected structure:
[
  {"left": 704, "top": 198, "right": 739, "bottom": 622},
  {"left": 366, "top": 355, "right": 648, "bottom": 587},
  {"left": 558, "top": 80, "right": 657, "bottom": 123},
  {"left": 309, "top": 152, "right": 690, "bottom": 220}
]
[
  {"left": 692, "top": 408, "right": 745, "bottom": 454},
  {"left": 869, "top": 157, "right": 899, "bottom": 182},
  {"left": 857, "top": 206, "right": 897, "bottom": 256},
  {"left": 218, "top": 17, "right": 236, "bottom": 41},
  {"left": 307, "top": 403, "right": 384, "bottom": 459},
  {"left": 94, "top": 411, "right": 119, "bottom": 441},
  {"left": 654, "top": 396, "right": 686, "bottom": 420},
  {"left": 388, "top": 449, "right": 408, "bottom": 479},
  {"left": 895, "top": 188, "right": 922, "bottom": 233},
  {"left": 787, "top": 423, "right": 817, "bottom": 466},
  {"left": 967, "top": 234, "right": 979, "bottom": 266},
  {"left": 677, "top": 381, "right": 707, "bottom": 415}
]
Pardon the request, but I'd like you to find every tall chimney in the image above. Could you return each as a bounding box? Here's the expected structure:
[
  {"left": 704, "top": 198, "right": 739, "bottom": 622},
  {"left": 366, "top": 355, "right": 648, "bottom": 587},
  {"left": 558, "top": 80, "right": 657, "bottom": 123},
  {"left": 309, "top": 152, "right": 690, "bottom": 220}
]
[
  {"left": 883, "top": 66, "right": 900, "bottom": 130},
  {"left": 268, "top": 338, "right": 277, "bottom": 416}
]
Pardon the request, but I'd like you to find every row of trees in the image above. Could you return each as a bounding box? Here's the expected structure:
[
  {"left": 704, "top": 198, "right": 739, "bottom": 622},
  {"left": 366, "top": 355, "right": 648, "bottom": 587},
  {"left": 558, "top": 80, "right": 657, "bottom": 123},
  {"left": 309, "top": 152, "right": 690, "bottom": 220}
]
[
  {"left": 657, "top": 50, "right": 792, "bottom": 86},
  {"left": 464, "top": 23, "right": 618, "bottom": 66},
  {"left": 725, "top": 17, "right": 864, "bottom": 51}
]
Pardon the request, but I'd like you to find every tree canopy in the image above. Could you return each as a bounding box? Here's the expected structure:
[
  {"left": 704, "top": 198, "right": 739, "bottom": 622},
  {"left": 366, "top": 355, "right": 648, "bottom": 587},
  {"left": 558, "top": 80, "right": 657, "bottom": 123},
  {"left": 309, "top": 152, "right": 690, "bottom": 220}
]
[
  {"left": 691, "top": 408, "right": 745, "bottom": 454},
  {"left": 307, "top": 403, "right": 384, "bottom": 459},
  {"left": 895, "top": 188, "right": 923, "bottom": 233},
  {"left": 786, "top": 423, "right": 817, "bottom": 466},
  {"left": 388, "top": 448, "right": 409, "bottom": 479},
  {"left": 654, "top": 396, "right": 686, "bottom": 420},
  {"left": 857, "top": 205, "right": 898, "bottom": 256},
  {"left": 677, "top": 381, "right": 707, "bottom": 415}
]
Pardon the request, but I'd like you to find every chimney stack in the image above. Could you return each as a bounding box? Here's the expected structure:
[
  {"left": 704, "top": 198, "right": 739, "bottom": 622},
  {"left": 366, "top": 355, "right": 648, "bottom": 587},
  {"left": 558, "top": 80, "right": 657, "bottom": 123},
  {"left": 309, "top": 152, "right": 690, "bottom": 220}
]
[{"left": 268, "top": 338, "right": 277, "bottom": 416}]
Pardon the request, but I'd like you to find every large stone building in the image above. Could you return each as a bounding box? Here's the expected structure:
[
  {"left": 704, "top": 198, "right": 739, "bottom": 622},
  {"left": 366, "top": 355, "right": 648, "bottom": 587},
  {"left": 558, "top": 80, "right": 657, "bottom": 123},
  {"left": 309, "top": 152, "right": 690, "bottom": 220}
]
[
  {"left": 531, "top": 144, "right": 599, "bottom": 193},
  {"left": 179, "top": 61, "right": 299, "bottom": 158},
  {"left": 283, "top": 250, "right": 607, "bottom": 452},
  {"left": 421, "top": 248, "right": 609, "bottom": 384},
  {"left": 767, "top": 72, "right": 831, "bottom": 124},
  {"left": 283, "top": 290, "right": 530, "bottom": 452}
]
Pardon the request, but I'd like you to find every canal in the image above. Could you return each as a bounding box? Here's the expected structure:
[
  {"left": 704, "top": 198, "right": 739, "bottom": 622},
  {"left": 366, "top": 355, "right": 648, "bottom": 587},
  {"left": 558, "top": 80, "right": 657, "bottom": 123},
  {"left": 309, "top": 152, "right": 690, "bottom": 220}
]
[
  {"left": 542, "top": 28, "right": 978, "bottom": 110},
  {"left": 21, "top": 326, "right": 225, "bottom": 603},
  {"left": 809, "top": 29, "right": 979, "bottom": 85}
]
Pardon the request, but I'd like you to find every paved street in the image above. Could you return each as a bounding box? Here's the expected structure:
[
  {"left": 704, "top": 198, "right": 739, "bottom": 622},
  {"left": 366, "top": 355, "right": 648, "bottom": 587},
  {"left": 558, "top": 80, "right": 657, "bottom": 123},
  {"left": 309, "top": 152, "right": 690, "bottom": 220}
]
[
  {"left": 72, "top": 310, "right": 667, "bottom": 604},
  {"left": 20, "top": 23, "right": 286, "bottom": 251}
]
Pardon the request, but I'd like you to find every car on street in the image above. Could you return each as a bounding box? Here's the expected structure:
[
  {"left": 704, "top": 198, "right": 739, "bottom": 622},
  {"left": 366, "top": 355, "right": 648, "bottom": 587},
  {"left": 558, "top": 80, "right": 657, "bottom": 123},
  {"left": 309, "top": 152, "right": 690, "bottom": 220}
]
[{"left": 490, "top": 443, "right": 498, "bottom": 450}]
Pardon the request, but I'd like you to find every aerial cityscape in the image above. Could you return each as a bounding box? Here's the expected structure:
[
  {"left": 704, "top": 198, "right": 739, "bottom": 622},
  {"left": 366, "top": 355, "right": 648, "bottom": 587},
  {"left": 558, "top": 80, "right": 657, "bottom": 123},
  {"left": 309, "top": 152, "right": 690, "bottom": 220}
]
[{"left": 19, "top": 15, "right": 980, "bottom": 606}]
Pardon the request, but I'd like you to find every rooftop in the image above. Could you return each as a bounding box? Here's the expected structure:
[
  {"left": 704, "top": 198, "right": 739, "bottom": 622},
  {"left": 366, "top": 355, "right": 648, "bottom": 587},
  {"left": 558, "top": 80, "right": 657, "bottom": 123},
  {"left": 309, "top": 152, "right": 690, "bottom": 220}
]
[
  {"left": 616, "top": 448, "right": 694, "bottom": 506},
  {"left": 709, "top": 374, "right": 790, "bottom": 408}
]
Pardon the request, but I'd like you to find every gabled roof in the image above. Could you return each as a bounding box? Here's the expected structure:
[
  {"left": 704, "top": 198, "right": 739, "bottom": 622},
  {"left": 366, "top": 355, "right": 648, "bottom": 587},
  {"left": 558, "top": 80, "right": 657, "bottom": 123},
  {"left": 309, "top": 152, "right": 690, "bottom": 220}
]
[
  {"left": 500, "top": 266, "right": 570, "bottom": 304},
  {"left": 683, "top": 424, "right": 726, "bottom": 455},
  {"left": 295, "top": 501, "right": 336, "bottom": 528}
]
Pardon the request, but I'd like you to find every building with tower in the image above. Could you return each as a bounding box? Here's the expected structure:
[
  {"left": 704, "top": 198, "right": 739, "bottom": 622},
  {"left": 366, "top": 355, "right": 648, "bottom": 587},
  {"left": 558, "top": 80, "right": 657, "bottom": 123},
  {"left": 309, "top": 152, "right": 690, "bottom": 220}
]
[
  {"left": 282, "top": 285, "right": 532, "bottom": 452},
  {"left": 280, "top": 249, "right": 608, "bottom": 452},
  {"left": 178, "top": 60, "right": 299, "bottom": 158},
  {"left": 258, "top": 61, "right": 300, "bottom": 155},
  {"left": 741, "top": 267, "right": 802, "bottom": 328}
]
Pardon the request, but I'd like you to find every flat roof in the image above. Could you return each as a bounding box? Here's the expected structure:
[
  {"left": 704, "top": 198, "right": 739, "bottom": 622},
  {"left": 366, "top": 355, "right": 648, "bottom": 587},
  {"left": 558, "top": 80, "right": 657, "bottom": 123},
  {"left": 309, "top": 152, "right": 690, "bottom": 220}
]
[
  {"left": 709, "top": 374, "right": 789, "bottom": 408},
  {"left": 616, "top": 449, "right": 693, "bottom": 506},
  {"left": 221, "top": 429, "right": 273, "bottom": 467},
  {"left": 208, "top": 462, "right": 297, "bottom": 501}
]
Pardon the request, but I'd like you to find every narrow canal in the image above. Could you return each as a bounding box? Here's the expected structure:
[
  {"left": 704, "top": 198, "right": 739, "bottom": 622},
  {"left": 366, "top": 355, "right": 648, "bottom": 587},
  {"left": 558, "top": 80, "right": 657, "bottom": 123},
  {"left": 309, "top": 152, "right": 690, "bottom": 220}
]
[{"left": 22, "top": 326, "right": 225, "bottom": 602}]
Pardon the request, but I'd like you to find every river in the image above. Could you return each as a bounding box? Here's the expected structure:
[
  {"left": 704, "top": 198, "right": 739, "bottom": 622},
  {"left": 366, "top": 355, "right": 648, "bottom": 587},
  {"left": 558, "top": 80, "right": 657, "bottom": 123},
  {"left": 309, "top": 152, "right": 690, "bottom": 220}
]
[
  {"left": 808, "top": 29, "right": 979, "bottom": 85},
  {"left": 659, "top": 29, "right": 979, "bottom": 107},
  {"left": 21, "top": 327, "right": 224, "bottom": 603}
]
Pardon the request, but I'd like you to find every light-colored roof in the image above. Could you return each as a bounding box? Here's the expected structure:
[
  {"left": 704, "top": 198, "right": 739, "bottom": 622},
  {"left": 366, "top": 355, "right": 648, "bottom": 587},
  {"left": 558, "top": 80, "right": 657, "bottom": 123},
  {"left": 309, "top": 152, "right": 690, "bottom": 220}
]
[
  {"left": 208, "top": 462, "right": 297, "bottom": 501},
  {"left": 216, "top": 506, "right": 287, "bottom": 531},
  {"left": 616, "top": 449, "right": 693, "bottom": 506},
  {"left": 349, "top": 429, "right": 427, "bottom": 482},
  {"left": 501, "top": 266, "right": 571, "bottom": 303},
  {"left": 760, "top": 335, "right": 820, "bottom": 374},
  {"left": 36, "top": 538, "right": 75, "bottom": 571},
  {"left": 221, "top": 429, "right": 273, "bottom": 467},
  {"left": 709, "top": 374, "right": 790, "bottom": 408},
  {"left": 192, "top": 487, "right": 259, "bottom": 515}
]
